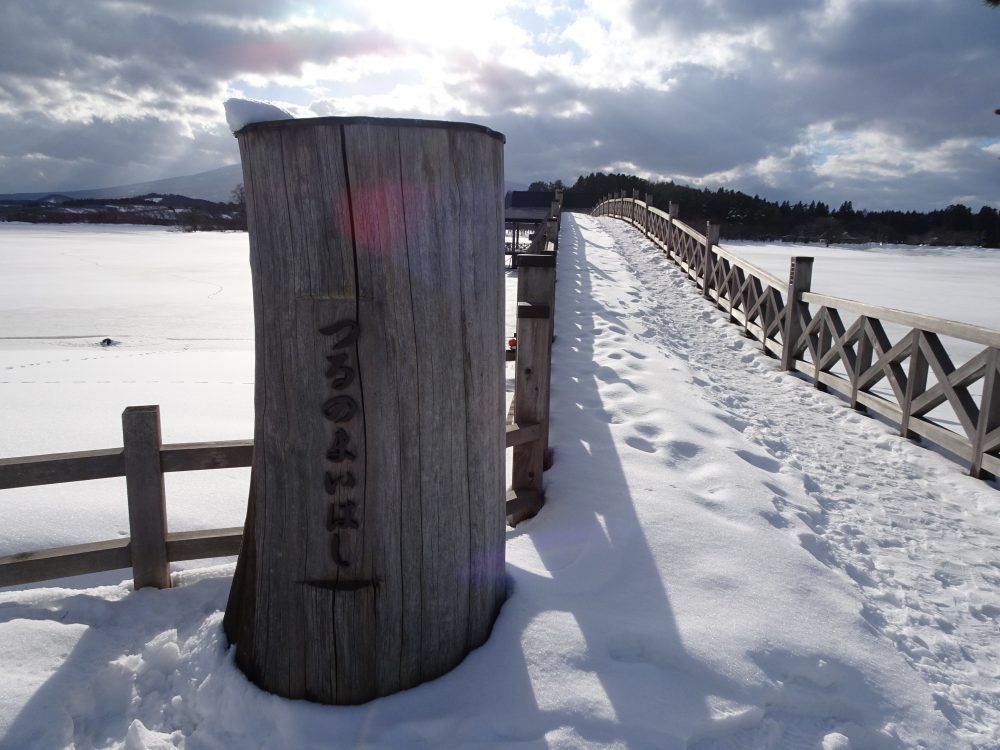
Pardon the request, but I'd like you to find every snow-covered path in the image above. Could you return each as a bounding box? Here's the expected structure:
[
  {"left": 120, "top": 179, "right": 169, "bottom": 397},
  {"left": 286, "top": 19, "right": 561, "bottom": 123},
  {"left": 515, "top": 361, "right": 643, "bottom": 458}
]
[{"left": 573, "top": 213, "right": 1000, "bottom": 746}]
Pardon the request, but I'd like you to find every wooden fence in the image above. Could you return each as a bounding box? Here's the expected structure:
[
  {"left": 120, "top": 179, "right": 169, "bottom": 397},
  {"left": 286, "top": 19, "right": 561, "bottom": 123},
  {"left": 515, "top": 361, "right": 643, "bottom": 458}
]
[
  {"left": 594, "top": 190, "right": 1000, "bottom": 482},
  {"left": 0, "top": 199, "right": 562, "bottom": 590}
]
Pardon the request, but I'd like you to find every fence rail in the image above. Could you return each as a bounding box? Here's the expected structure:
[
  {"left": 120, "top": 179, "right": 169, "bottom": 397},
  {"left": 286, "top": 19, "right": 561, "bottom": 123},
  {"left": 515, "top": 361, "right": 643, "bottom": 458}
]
[
  {"left": 0, "top": 195, "right": 562, "bottom": 590},
  {"left": 594, "top": 191, "right": 1000, "bottom": 482}
]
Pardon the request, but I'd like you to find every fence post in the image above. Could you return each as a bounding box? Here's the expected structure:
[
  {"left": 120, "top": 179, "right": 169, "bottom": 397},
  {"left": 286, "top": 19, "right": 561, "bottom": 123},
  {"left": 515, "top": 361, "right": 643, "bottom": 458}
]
[
  {"left": 702, "top": 223, "right": 720, "bottom": 300},
  {"left": 901, "top": 332, "right": 929, "bottom": 440},
  {"left": 509, "top": 254, "right": 556, "bottom": 525},
  {"left": 970, "top": 348, "right": 1000, "bottom": 479},
  {"left": 780, "top": 257, "right": 813, "bottom": 371},
  {"left": 122, "top": 405, "right": 170, "bottom": 589},
  {"left": 644, "top": 193, "right": 652, "bottom": 238},
  {"left": 666, "top": 202, "right": 679, "bottom": 256}
]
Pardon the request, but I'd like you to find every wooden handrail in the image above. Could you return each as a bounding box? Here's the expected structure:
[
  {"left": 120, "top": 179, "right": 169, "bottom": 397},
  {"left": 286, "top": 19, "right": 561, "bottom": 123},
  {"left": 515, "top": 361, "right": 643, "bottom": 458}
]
[{"left": 594, "top": 195, "right": 1000, "bottom": 482}]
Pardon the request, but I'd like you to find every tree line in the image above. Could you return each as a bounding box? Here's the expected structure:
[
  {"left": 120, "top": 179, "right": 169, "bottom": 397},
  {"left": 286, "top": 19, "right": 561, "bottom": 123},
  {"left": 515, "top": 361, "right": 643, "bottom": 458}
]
[{"left": 530, "top": 174, "right": 1000, "bottom": 247}]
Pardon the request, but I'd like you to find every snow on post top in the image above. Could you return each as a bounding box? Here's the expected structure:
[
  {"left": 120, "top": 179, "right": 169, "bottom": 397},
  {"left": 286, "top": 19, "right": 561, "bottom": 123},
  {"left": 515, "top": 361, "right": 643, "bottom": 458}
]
[{"left": 224, "top": 98, "right": 294, "bottom": 133}]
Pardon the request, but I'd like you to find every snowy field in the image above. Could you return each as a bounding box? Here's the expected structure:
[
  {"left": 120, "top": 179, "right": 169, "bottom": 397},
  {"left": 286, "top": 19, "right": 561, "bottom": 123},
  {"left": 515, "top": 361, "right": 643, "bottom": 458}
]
[
  {"left": 1, "top": 219, "right": 999, "bottom": 748},
  {"left": 723, "top": 240, "right": 1000, "bottom": 332}
]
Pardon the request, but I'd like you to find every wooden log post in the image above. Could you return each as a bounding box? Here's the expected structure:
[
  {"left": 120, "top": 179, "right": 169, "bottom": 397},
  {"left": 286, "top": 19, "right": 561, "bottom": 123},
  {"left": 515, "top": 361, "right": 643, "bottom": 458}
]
[
  {"left": 509, "top": 254, "right": 555, "bottom": 526},
  {"left": 122, "top": 405, "right": 170, "bottom": 589},
  {"left": 644, "top": 193, "right": 652, "bottom": 238},
  {"left": 780, "top": 257, "right": 813, "bottom": 371},
  {"left": 702, "top": 223, "right": 720, "bottom": 300},
  {"left": 224, "top": 115, "right": 507, "bottom": 705}
]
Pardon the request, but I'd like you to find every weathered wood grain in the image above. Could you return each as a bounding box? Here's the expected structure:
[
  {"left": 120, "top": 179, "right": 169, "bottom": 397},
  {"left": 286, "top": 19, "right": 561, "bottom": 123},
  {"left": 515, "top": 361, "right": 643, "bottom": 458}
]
[
  {"left": 228, "top": 116, "right": 505, "bottom": 705},
  {"left": 166, "top": 527, "right": 243, "bottom": 561},
  {"left": 0, "top": 537, "right": 132, "bottom": 587},
  {"left": 160, "top": 440, "right": 252, "bottom": 471},
  {"left": 122, "top": 405, "right": 170, "bottom": 589},
  {"left": 506, "top": 422, "right": 542, "bottom": 448},
  {"left": 0, "top": 447, "right": 123, "bottom": 490},
  {"left": 780, "top": 257, "right": 812, "bottom": 371},
  {"left": 509, "top": 257, "right": 555, "bottom": 525}
]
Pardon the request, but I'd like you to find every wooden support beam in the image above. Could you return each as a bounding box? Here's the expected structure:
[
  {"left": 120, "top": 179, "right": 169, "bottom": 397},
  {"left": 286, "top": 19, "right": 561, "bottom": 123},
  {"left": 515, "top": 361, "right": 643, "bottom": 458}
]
[
  {"left": 780, "top": 257, "right": 813, "bottom": 371},
  {"left": 900, "top": 332, "right": 927, "bottom": 440},
  {"left": 0, "top": 447, "right": 124, "bottom": 489},
  {"left": 160, "top": 440, "right": 253, "bottom": 472},
  {"left": 166, "top": 527, "right": 243, "bottom": 562},
  {"left": 505, "top": 422, "right": 542, "bottom": 448},
  {"left": 666, "top": 202, "right": 679, "bottom": 255},
  {"left": 702, "top": 223, "right": 720, "bottom": 300},
  {"left": 0, "top": 537, "right": 132, "bottom": 587},
  {"left": 970, "top": 348, "right": 1000, "bottom": 479},
  {"left": 122, "top": 405, "right": 170, "bottom": 589},
  {"left": 509, "top": 259, "right": 555, "bottom": 526},
  {"left": 505, "top": 489, "right": 542, "bottom": 521}
]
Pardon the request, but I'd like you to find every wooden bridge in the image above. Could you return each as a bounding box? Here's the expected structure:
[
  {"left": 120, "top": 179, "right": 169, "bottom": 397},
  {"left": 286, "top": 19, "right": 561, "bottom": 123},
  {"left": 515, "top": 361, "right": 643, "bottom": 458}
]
[{"left": 595, "top": 191, "right": 1000, "bottom": 481}]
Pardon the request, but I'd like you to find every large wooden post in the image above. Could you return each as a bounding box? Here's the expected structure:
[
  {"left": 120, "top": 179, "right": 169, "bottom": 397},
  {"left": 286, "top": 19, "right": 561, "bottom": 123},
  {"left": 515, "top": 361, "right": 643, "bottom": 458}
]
[{"left": 224, "top": 116, "right": 507, "bottom": 705}]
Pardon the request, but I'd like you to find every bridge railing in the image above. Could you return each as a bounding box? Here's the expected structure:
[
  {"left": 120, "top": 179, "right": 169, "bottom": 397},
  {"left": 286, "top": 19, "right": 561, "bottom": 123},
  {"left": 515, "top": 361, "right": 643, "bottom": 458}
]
[{"left": 594, "top": 191, "right": 1000, "bottom": 482}]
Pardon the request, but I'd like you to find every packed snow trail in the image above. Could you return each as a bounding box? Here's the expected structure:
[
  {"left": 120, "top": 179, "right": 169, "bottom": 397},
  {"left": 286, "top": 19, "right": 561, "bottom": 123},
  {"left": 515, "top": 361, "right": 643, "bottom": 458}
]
[{"left": 581, "top": 213, "right": 1000, "bottom": 746}]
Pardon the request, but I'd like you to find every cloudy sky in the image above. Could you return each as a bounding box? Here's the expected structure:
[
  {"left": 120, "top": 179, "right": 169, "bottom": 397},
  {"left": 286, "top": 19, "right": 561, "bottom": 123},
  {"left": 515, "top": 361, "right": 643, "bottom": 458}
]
[{"left": 2, "top": 0, "right": 998, "bottom": 210}]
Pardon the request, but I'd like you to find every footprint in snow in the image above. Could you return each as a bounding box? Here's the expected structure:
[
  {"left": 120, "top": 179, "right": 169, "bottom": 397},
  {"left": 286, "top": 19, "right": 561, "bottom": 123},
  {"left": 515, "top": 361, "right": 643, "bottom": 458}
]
[
  {"left": 734, "top": 449, "right": 783, "bottom": 474},
  {"left": 625, "top": 435, "right": 657, "bottom": 453},
  {"left": 666, "top": 440, "right": 701, "bottom": 460},
  {"left": 634, "top": 422, "right": 662, "bottom": 438}
]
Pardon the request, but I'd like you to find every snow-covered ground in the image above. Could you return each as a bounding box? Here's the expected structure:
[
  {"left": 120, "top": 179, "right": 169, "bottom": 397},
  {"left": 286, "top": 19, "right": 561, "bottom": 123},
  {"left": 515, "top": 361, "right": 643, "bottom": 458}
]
[{"left": 1, "top": 218, "right": 998, "bottom": 748}]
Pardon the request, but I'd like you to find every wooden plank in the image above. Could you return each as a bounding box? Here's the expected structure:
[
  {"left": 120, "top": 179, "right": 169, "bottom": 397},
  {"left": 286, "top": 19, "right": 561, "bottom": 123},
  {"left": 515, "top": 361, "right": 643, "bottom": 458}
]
[
  {"left": 970, "top": 348, "right": 1000, "bottom": 478},
  {"left": 122, "top": 405, "right": 170, "bottom": 590},
  {"left": 505, "top": 488, "right": 542, "bottom": 522},
  {"left": 901, "top": 332, "right": 928, "bottom": 439},
  {"left": 711, "top": 243, "right": 786, "bottom": 290},
  {"left": 0, "top": 447, "right": 124, "bottom": 489},
  {"left": 0, "top": 537, "right": 131, "bottom": 588},
  {"left": 506, "top": 421, "right": 542, "bottom": 448},
  {"left": 919, "top": 332, "right": 980, "bottom": 440},
  {"left": 510, "top": 257, "right": 556, "bottom": 523},
  {"left": 160, "top": 440, "right": 253, "bottom": 472},
  {"left": 702, "top": 223, "right": 720, "bottom": 300},
  {"left": 801, "top": 292, "right": 1000, "bottom": 349},
  {"left": 780, "top": 257, "right": 813, "bottom": 371},
  {"left": 165, "top": 527, "right": 243, "bottom": 561}
]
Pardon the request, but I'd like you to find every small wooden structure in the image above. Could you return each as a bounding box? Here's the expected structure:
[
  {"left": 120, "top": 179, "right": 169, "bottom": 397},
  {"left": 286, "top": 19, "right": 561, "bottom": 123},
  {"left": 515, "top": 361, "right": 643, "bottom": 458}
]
[
  {"left": 505, "top": 190, "right": 558, "bottom": 266},
  {"left": 223, "top": 115, "right": 507, "bottom": 704}
]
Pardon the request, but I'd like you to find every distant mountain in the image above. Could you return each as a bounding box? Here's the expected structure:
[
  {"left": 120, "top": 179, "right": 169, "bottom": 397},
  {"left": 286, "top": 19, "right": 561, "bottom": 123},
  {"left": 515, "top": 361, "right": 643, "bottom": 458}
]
[
  {"left": 0, "top": 165, "right": 244, "bottom": 204},
  {"left": 1, "top": 165, "right": 528, "bottom": 204}
]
